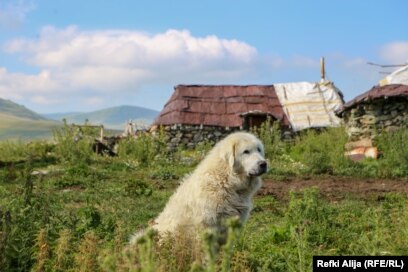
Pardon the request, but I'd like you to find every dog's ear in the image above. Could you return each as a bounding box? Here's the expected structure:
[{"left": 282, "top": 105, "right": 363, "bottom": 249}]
[{"left": 220, "top": 141, "right": 236, "bottom": 169}]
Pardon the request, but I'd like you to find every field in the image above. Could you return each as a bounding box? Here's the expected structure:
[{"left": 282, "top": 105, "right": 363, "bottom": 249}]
[{"left": 0, "top": 124, "right": 408, "bottom": 271}]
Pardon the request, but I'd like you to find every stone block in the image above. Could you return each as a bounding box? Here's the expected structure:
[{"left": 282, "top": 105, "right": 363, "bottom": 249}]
[{"left": 344, "top": 138, "right": 373, "bottom": 151}]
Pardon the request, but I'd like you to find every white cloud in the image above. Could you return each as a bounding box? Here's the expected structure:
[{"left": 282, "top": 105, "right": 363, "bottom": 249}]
[
  {"left": 3, "top": 25, "right": 404, "bottom": 112},
  {"left": 0, "top": 0, "right": 35, "bottom": 30},
  {"left": 379, "top": 41, "right": 408, "bottom": 64},
  {"left": 5, "top": 26, "right": 257, "bottom": 69},
  {"left": 1, "top": 26, "right": 258, "bottom": 108}
]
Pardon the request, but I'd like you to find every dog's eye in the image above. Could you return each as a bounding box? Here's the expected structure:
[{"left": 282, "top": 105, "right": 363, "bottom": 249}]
[
  {"left": 257, "top": 147, "right": 261, "bottom": 152},
  {"left": 243, "top": 150, "right": 250, "bottom": 154}
]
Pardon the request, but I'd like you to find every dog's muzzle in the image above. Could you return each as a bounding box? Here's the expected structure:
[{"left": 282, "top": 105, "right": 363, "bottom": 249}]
[{"left": 249, "top": 160, "right": 268, "bottom": 176}]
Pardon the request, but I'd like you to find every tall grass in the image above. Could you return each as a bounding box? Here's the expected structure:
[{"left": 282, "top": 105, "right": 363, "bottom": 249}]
[
  {"left": 0, "top": 140, "right": 53, "bottom": 163},
  {"left": 376, "top": 128, "right": 408, "bottom": 177},
  {"left": 52, "top": 121, "right": 95, "bottom": 165},
  {"left": 0, "top": 140, "right": 27, "bottom": 161},
  {"left": 117, "top": 128, "right": 167, "bottom": 167},
  {"left": 252, "top": 119, "right": 286, "bottom": 161},
  {"left": 289, "top": 127, "right": 355, "bottom": 175},
  {"left": 241, "top": 189, "right": 408, "bottom": 271},
  {"left": 255, "top": 125, "right": 408, "bottom": 178},
  {"left": 53, "top": 229, "right": 73, "bottom": 272}
]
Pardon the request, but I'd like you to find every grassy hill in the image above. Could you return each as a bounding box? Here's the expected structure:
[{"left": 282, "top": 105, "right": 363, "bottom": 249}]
[
  {"left": 44, "top": 105, "right": 159, "bottom": 130},
  {"left": 0, "top": 98, "right": 47, "bottom": 121},
  {"left": 0, "top": 98, "right": 61, "bottom": 140},
  {"left": 0, "top": 113, "right": 60, "bottom": 140}
]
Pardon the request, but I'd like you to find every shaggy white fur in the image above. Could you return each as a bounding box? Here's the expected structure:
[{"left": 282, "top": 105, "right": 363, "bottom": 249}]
[{"left": 130, "top": 132, "right": 267, "bottom": 243}]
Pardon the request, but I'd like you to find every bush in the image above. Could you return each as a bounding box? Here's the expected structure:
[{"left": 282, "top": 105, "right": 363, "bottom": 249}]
[
  {"left": 376, "top": 128, "right": 408, "bottom": 177},
  {"left": 117, "top": 130, "right": 167, "bottom": 167},
  {"left": 289, "top": 127, "right": 355, "bottom": 175},
  {"left": 252, "top": 119, "right": 286, "bottom": 161},
  {"left": 53, "top": 121, "right": 95, "bottom": 165},
  {"left": 124, "top": 179, "right": 153, "bottom": 197},
  {"left": 1, "top": 162, "right": 59, "bottom": 271},
  {"left": 0, "top": 140, "right": 27, "bottom": 161}
]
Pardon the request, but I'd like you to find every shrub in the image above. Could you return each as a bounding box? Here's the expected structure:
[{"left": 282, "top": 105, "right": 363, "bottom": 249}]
[
  {"left": 376, "top": 128, "right": 408, "bottom": 177},
  {"left": 125, "top": 179, "right": 153, "bottom": 197},
  {"left": 1, "top": 162, "right": 59, "bottom": 271},
  {"left": 0, "top": 140, "right": 27, "bottom": 161},
  {"left": 26, "top": 141, "right": 55, "bottom": 163},
  {"left": 53, "top": 121, "right": 95, "bottom": 165},
  {"left": 252, "top": 119, "right": 286, "bottom": 161},
  {"left": 289, "top": 127, "right": 354, "bottom": 175},
  {"left": 118, "top": 131, "right": 167, "bottom": 167}
]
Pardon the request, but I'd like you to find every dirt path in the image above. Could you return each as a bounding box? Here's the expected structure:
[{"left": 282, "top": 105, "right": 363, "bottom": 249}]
[{"left": 260, "top": 177, "right": 408, "bottom": 201}]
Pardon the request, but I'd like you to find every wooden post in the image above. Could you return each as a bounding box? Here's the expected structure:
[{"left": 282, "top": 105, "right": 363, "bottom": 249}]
[
  {"left": 320, "top": 57, "right": 325, "bottom": 82},
  {"left": 100, "top": 125, "right": 104, "bottom": 142}
]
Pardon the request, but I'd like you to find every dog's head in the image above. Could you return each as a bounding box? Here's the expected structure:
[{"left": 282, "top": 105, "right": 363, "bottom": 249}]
[{"left": 219, "top": 132, "right": 267, "bottom": 177}]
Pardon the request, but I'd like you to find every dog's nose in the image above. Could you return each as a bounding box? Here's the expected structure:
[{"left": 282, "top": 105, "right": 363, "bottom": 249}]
[{"left": 258, "top": 161, "right": 267, "bottom": 170}]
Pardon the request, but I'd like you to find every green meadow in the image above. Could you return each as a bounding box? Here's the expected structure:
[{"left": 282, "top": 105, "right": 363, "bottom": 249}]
[{"left": 0, "top": 124, "right": 407, "bottom": 271}]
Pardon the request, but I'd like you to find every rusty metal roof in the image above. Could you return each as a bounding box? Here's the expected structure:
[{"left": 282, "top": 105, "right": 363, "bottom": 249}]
[
  {"left": 337, "top": 84, "right": 408, "bottom": 115},
  {"left": 153, "top": 85, "right": 289, "bottom": 127}
]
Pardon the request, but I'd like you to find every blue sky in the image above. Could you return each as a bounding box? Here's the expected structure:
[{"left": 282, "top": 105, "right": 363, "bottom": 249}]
[{"left": 0, "top": 0, "right": 407, "bottom": 113}]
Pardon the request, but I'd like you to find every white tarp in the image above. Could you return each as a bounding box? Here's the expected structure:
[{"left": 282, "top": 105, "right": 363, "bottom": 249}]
[
  {"left": 274, "top": 81, "right": 343, "bottom": 131},
  {"left": 379, "top": 65, "right": 408, "bottom": 86}
]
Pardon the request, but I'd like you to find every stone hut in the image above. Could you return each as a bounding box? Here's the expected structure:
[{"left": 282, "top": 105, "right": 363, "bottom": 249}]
[
  {"left": 336, "top": 84, "right": 408, "bottom": 149},
  {"left": 153, "top": 83, "right": 344, "bottom": 149}
]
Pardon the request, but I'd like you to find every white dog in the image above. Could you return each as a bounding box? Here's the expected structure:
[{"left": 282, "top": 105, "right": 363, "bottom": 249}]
[{"left": 131, "top": 132, "right": 267, "bottom": 243}]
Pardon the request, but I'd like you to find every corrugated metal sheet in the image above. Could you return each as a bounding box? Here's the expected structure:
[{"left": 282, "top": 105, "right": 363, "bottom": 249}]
[
  {"left": 337, "top": 84, "right": 408, "bottom": 115},
  {"left": 153, "top": 85, "right": 289, "bottom": 127}
]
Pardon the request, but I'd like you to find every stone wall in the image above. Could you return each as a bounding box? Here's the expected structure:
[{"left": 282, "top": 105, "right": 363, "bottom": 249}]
[
  {"left": 158, "top": 124, "right": 242, "bottom": 150},
  {"left": 151, "top": 122, "right": 293, "bottom": 150},
  {"left": 343, "top": 97, "right": 408, "bottom": 142}
]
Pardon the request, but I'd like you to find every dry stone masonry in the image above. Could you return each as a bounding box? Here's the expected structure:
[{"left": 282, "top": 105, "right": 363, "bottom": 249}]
[
  {"left": 342, "top": 97, "right": 408, "bottom": 142},
  {"left": 336, "top": 84, "right": 408, "bottom": 149},
  {"left": 161, "top": 124, "right": 240, "bottom": 149}
]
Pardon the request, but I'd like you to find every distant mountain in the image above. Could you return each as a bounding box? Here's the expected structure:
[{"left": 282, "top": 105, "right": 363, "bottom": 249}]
[
  {"left": 42, "top": 112, "right": 82, "bottom": 121},
  {"left": 0, "top": 98, "right": 47, "bottom": 121},
  {"left": 0, "top": 100, "right": 159, "bottom": 140},
  {"left": 44, "top": 105, "right": 159, "bottom": 130}
]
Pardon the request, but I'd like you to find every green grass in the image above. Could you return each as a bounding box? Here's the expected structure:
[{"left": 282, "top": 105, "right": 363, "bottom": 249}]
[
  {"left": 241, "top": 190, "right": 408, "bottom": 271},
  {"left": 0, "top": 125, "right": 408, "bottom": 271}
]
